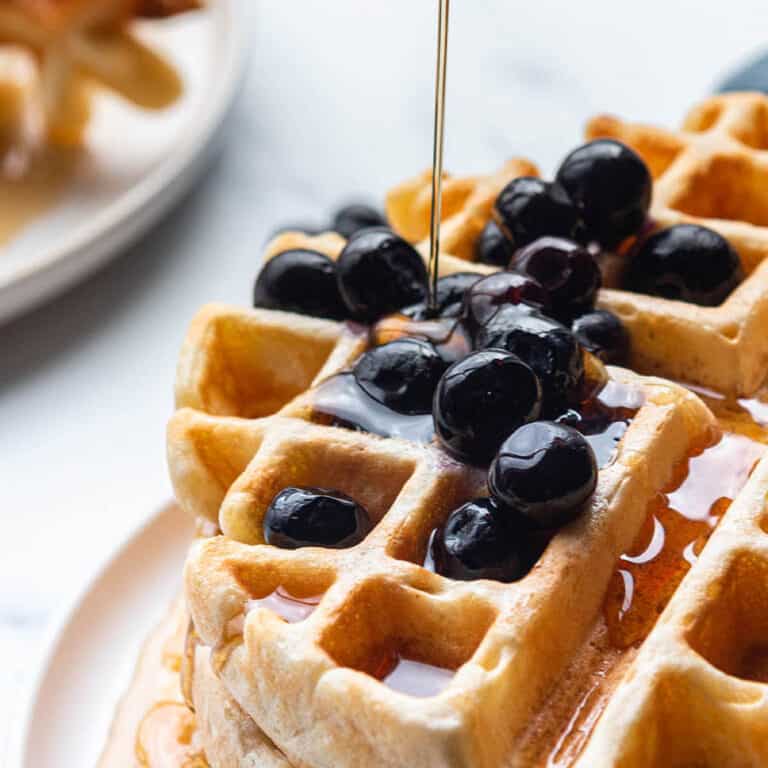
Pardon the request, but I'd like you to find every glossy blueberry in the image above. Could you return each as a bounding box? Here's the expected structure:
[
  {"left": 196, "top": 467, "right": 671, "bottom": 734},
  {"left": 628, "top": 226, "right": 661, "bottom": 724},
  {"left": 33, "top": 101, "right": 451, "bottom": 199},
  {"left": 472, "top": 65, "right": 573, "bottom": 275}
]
[
  {"left": 465, "top": 271, "right": 551, "bottom": 331},
  {"left": 511, "top": 236, "right": 602, "bottom": 321},
  {"left": 337, "top": 227, "right": 428, "bottom": 322},
  {"left": 623, "top": 224, "right": 743, "bottom": 306},
  {"left": 430, "top": 498, "right": 532, "bottom": 582},
  {"left": 402, "top": 272, "right": 483, "bottom": 320},
  {"left": 264, "top": 487, "right": 372, "bottom": 549},
  {"left": 332, "top": 203, "right": 388, "bottom": 239},
  {"left": 475, "top": 220, "right": 515, "bottom": 266},
  {"left": 489, "top": 422, "right": 598, "bottom": 528},
  {"left": 572, "top": 309, "right": 630, "bottom": 365},
  {"left": 493, "top": 177, "right": 581, "bottom": 249},
  {"left": 353, "top": 338, "right": 449, "bottom": 415},
  {"left": 475, "top": 309, "right": 584, "bottom": 414},
  {"left": 253, "top": 249, "right": 347, "bottom": 320},
  {"left": 555, "top": 139, "right": 651, "bottom": 248},
  {"left": 433, "top": 349, "right": 542, "bottom": 464}
]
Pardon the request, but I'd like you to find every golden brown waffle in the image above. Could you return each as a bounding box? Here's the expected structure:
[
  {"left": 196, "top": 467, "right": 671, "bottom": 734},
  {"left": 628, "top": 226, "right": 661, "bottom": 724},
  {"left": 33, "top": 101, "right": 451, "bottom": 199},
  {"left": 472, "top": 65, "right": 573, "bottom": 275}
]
[
  {"left": 575, "top": 451, "right": 768, "bottom": 767},
  {"left": 387, "top": 92, "right": 768, "bottom": 397},
  {"left": 0, "top": 0, "right": 200, "bottom": 146},
  {"left": 164, "top": 233, "right": 732, "bottom": 767},
  {"left": 386, "top": 157, "right": 539, "bottom": 261}
]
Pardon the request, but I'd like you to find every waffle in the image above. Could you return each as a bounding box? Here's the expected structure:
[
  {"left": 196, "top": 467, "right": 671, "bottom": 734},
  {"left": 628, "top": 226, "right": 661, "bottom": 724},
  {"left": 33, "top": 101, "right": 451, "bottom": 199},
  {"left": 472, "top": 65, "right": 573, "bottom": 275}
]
[
  {"left": 385, "top": 157, "right": 539, "bottom": 262},
  {"left": 161, "top": 231, "right": 755, "bottom": 767},
  {"left": 575, "top": 450, "right": 768, "bottom": 767},
  {"left": 387, "top": 92, "right": 768, "bottom": 398},
  {"left": 0, "top": 0, "right": 200, "bottom": 146}
]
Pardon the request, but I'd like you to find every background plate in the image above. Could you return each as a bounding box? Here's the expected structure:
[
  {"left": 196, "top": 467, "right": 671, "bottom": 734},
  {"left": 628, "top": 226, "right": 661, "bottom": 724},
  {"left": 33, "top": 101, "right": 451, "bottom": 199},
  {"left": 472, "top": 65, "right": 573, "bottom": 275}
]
[{"left": 0, "top": 0, "right": 245, "bottom": 325}]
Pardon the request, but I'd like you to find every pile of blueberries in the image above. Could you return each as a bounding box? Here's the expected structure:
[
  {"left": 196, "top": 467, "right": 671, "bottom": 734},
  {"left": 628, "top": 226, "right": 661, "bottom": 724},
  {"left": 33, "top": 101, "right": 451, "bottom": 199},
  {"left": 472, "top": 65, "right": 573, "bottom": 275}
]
[{"left": 256, "top": 139, "right": 745, "bottom": 585}]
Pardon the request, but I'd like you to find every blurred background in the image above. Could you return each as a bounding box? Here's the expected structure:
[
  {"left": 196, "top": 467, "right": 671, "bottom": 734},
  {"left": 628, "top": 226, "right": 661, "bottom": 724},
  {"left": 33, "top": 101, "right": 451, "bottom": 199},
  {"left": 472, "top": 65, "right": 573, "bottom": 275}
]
[{"left": 2, "top": 0, "right": 767, "bottom": 760}]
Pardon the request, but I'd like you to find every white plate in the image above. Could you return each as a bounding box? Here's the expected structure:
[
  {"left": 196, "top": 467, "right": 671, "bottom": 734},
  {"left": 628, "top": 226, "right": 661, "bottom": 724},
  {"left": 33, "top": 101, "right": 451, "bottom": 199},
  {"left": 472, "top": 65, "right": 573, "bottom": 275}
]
[
  {"left": 0, "top": 0, "right": 247, "bottom": 325},
  {"left": 15, "top": 503, "right": 194, "bottom": 768}
]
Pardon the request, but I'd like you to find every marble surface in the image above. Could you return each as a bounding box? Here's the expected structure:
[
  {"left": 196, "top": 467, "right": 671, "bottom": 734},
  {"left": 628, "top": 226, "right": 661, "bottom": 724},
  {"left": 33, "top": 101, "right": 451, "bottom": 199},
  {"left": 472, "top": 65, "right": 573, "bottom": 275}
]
[{"left": 2, "top": 0, "right": 767, "bottom": 761}]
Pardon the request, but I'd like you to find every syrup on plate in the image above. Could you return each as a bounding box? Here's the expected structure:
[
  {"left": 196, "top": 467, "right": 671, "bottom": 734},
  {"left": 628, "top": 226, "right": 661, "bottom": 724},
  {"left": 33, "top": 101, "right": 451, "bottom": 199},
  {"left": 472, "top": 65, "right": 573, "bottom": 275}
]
[{"left": 135, "top": 702, "right": 207, "bottom": 768}]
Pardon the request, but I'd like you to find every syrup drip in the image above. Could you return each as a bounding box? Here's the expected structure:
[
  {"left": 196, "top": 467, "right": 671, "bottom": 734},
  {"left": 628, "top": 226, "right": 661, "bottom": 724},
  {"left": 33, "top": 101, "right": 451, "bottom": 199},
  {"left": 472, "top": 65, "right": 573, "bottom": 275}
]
[
  {"left": 565, "top": 378, "right": 644, "bottom": 470},
  {"left": 247, "top": 587, "right": 322, "bottom": 623},
  {"left": 692, "top": 384, "right": 768, "bottom": 445},
  {"left": 604, "top": 432, "right": 764, "bottom": 648},
  {"left": 180, "top": 621, "right": 199, "bottom": 711},
  {"left": 372, "top": 651, "right": 454, "bottom": 698},
  {"left": 313, "top": 342, "right": 642, "bottom": 462},
  {"left": 312, "top": 371, "right": 435, "bottom": 443},
  {"left": 426, "top": 0, "right": 450, "bottom": 311},
  {"left": 546, "top": 677, "right": 609, "bottom": 768},
  {"left": 372, "top": 313, "right": 472, "bottom": 363},
  {"left": 210, "top": 589, "right": 321, "bottom": 676}
]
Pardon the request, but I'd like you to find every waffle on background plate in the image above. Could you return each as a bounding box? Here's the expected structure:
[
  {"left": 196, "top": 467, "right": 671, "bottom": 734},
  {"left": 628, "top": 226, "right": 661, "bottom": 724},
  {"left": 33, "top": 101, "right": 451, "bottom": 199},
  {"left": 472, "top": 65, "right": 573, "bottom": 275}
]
[
  {"left": 0, "top": 0, "right": 201, "bottom": 147},
  {"left": 101, "top": 95, "right": 768, "bottom": 767}
]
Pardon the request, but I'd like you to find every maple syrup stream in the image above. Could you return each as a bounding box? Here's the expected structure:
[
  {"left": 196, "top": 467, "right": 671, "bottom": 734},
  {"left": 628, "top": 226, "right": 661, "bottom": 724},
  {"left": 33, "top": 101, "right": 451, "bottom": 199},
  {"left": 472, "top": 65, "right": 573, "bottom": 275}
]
[{"left": 427, "top": 0, "right": 450, "bottom": 313}]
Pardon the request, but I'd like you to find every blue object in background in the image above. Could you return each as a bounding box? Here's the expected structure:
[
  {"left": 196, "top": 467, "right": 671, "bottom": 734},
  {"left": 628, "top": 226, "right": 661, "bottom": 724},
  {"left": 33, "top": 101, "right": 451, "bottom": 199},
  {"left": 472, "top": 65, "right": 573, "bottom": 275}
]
[{"left": 717, "top": 50, "right": 768, "bottom": 92}]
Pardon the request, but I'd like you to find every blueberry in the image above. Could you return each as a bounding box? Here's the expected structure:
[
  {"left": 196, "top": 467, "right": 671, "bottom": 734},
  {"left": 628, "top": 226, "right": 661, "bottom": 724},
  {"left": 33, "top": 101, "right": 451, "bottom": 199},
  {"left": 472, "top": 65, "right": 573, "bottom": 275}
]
[
  {"left": 511, "top": 237, "right": 602, "bottom": 321},
  {"left": 430, "top": 498, "right": 531, "bottom": 582},
  {"left": 475, "top": 220, "right": 514, "bottom": 266},
  {"left": 332, "top": 203, "right": 388, "bottom": 239},
  {"left": 433, "top": 349, "right": 542, "bottom": 464},
  {"left": 493, "top": 177, "right": 581, "bottom": 249},
  {"left": 465, "top": 271, "right": 551, "bottom": 332},
  {"left": 402, "top": 272, "right": 483, "bottom": 320},
  {"left": 337, "top": 228, "right": 428, "bottom": 322},
  {"left": 555, "top": 139, "right": 651, "bottom": 249},
  {"left": 475, "top": 309, "right": 584, "bottom": 414},
  {"left": 572, "top": 309, "right": 629, "bottom": 365},
  {"left": 263, "top": 487, "right": 372, "bottom": 549},
  {"left": 353, "top": 338, "right": 449, "bottom": 415},
  {"left": 253, "top": 249, "right": 347, "bottom": 320},
  {"left": 489, "top": 422, "right": 597, "bottom": 528},
  {"left": 623, "top": 224, "right": 743, "bottom": 306}
]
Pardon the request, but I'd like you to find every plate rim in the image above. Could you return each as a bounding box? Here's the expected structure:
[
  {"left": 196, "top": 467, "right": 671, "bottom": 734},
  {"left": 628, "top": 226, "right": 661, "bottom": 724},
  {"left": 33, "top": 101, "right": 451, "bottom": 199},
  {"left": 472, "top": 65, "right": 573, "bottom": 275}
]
[
  {"left": 0, "top": 0, "right": 250, "bottom": 325},
  {"left": 11, "top": 501, "right": 191, "bottom": 768}
]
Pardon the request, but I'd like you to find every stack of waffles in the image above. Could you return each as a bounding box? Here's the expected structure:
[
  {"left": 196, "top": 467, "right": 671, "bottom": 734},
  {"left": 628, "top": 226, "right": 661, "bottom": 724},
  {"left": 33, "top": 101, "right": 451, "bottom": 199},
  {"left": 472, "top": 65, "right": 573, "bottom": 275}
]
[
  {"left": 101, "top": 93, "right": 768, "bottom": 767},
  {"left": 0, "top": 0, "right": 200, "bottom": 149}
]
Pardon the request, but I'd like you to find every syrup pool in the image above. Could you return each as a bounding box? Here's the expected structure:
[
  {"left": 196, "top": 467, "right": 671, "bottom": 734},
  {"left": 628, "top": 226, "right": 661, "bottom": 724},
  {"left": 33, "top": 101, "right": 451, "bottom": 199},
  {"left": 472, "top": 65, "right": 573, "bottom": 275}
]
[
  {"left": 604, "top": 432, "right": 765, "bottom": 648},
  {"left": 372, "top": 652, "right": 454, "bottom": 698}
]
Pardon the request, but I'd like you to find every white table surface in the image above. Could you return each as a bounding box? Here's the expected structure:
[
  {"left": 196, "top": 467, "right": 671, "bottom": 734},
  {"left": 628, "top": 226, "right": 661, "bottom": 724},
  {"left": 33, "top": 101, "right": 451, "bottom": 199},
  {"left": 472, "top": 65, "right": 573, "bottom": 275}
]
[{"left": 2, "top": 0, "right": 767, "bottom": 761}]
